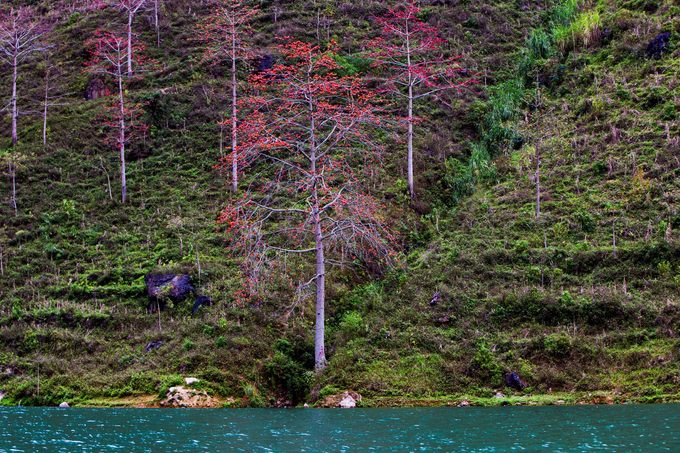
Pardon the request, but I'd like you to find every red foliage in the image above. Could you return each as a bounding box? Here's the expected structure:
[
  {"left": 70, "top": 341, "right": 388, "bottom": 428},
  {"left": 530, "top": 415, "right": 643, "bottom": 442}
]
[{"left": 219, "top": 38, "right": 396, "bottom": 306}]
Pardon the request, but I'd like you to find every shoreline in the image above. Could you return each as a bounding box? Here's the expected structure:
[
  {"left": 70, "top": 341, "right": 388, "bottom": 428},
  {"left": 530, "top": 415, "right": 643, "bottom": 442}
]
[{"left": 2, "top": 392, "right": 679, "bottom": 409}]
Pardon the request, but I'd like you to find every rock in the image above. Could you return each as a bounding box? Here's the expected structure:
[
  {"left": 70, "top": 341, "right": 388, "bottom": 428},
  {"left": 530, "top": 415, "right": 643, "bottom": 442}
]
[
  {"left": 191, "top": 295, "right": 212, "bottom": 315},
  {"left": 0, "top": 390, "right": 5, "bottom": 401},
  {"left": 160, "top": 386, "right": 216, "bottom": 408},
  {"left": 254, "top": 54, "right": 276, "bottom": 73},
  {"left": 84, "top": 77, "right": 111, "bottom": 100},
  {"left": 504, "top": 371, "right": 527, "bottom": 390},
  {"left": 591, "top": 395, "right": 614, "bottom": 405},
  {"left": 646, "top": 32, "right": 671, "bottom": 59},
  {"left": 458, "top": 400, "right": 470, "bottom": 407},
  {"left": 184, "top": 377, "right": 200, "bottom": 385},
  {"left": 303, "top": 403, "right": 309, "bottom": 408},
  {"left": 319, "top": 391, "right": 362, "bottom": 408},
  {"left": 59, "top": 402, "right": 70, "bottom": 408},
  {"left": 145, "top": 274, "right": 195, "bottom": 308},
  {"left": 494, "top": 392, "right": 505, "bottom": 399},
  {"left": 429, "top": 291, "right": 441, "bottom": 306},
  {"left": 339, "top": 395, "right": 356, "bottom": 408},
  {"left": 145, "top": 340, "right": 164, "bottom": 353}
]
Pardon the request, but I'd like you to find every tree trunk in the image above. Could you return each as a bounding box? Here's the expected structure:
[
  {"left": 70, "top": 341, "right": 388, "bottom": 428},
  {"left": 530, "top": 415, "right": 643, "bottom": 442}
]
[
  {"left": 154, "top": 0, "right": 160, "bottom": 47},
  {"left": 127, "top": 12, "right": 134, "bottom": 77},
  {"left": 407, "top": 84, "right": 414, "bottom": 202},
  {"left": 118, "top": 72, "right": 127, "bottom": 203},
  {"left": 230, "top": 28, "right": 238, "bottom": 193},
  {"left": 308, "top": 81, "right": 327, "bottom": 370},
  {"left": 405, "top": 26, "right": 415, "bottom": 201},
  {"left": 11, "top": 57, "right": 18, "bottom": 146},
  {"left": 43, "top": 69, "right": 49, "bottom": 147},
  {"left": 9, "top": 162, "right": 17, "bottom": 217},
  {"left": 535, "top": 147, "right": 541, "bottom": 218},
  {"left": 313, "top": 203, "right": 326, "bottom": 370},
  {"left": 10, "top": 57, "right": 18, "bottom": 215}
]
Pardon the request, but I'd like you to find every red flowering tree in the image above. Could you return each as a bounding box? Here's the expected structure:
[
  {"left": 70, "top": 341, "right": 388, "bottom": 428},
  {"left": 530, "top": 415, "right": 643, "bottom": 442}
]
[
  {"left": 87, "top": 31, "right": 147, "bottom": 203},
  {"left": 220, "top": 40, "right": 395, "bottom": 370},
  {"left": 201, "top": 0, "right": 258, "bottom": 192},
  {"left": 370, "top": 0, "right": 477, "bottom": 201},
  {"left": 108, "top": 0, "right": 146, "bottom": 77}
]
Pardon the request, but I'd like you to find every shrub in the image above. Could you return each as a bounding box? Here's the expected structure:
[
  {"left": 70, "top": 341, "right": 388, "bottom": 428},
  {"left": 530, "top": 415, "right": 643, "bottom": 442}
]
[
  {"left": 471, "top": 342, "right": 503, "bottom": 383},
  {"left": 543, "top": 333, "right": 573, "bottom": 357}
]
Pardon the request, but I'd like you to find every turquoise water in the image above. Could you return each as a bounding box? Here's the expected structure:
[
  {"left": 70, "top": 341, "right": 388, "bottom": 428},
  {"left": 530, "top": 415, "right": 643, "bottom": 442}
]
[{"left": 1, "top": 405, "right": 678, "bottom": 451}]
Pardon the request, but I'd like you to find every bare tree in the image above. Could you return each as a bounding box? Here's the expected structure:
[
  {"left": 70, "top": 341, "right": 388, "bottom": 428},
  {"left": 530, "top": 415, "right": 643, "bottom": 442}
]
[
  {"left": 109, "top": 0, "right": 147, "bottom": 77},
  {"left": 201, "top": 0, "right": 258, "bottom": 192},
  {"left": 0, "top": 6, "right": 48, "bottom": 215},
  {"left": 41, "top": 55, "right": 68, "bottom": 147},
  {"left": 88, "top": 31, "right": 147, "bottom": 203}
]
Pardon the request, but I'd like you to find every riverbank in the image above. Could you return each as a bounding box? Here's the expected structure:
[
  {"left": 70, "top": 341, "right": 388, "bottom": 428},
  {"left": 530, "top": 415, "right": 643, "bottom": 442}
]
[{"left": 3, "top": 391, "right": 679, "bottom": 409}]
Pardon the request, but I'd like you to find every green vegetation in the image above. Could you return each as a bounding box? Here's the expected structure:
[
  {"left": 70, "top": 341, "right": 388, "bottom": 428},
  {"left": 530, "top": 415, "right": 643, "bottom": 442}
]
[{"left": 0, "top": 0, "right": 678, "bottom": 407}]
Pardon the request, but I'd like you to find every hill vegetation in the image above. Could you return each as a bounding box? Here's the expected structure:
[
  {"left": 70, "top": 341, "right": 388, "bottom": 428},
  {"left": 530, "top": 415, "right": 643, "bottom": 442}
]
[{"left": 0, "top": 0, "right": 677, "bottom": 407}]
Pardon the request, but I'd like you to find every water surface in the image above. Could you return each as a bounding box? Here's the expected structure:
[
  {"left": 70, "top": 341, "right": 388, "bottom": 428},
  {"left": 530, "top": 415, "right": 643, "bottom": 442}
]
[{"left": 1, "top": 405, "right": 678, "bottom": 451}]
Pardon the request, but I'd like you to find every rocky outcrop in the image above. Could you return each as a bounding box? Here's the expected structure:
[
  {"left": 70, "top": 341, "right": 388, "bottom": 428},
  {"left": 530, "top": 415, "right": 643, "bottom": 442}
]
[
  {"left": 646, "top": 32, "right": 671, "bottom": 59},
  {"left": 192, "top": 296, "right": 212, "bottom": 315},
  {"left": 145, "top": 340, "right": 164, "bottom": 353},
  {"left": 84, "top": 77, "right": 111, "bottom": 100},
  {"left": 145, "top": 274, "right": 195, "bottom": 308},
  {"left": 160, "top": 386, "right": 217, "bottom": 408},
  {"left": 58, "top": 402, "right": 70, "bottom": 408},
  {"left": 318, "top": 391, "right": 362, "bottom": 408},
  {"left": 504, "top": 371, "right": 527, "bottom": 390}
]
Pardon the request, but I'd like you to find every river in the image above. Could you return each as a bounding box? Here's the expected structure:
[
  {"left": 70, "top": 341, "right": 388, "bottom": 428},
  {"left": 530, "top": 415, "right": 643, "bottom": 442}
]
[{"left": 1, "top": 405, "right": 678, "bottom": 451}]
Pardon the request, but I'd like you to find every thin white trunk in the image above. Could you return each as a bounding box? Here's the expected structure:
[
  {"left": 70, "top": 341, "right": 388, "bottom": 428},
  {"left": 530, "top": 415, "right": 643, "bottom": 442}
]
[
  {"left": 535, "top": 148, "right": 541, "bottom": 218},
  {"left": 154, "top": 0, "right": 160, "bottom": 46},
  {"left": 118, "top": 71, "right": 127, "bottom": 203},
  {"left": 10, "top": 57, "right": 18, "bottom": 215},
  {"left": 11, "top": 56, "right": 18, "bottom": 146},
  {"left": 405, "top": 23, "right": 415, "bottom": 201},
  {"left": 230, "top": 27, "right": 238, "bottom": 192},
  {"left": 9, "top": 162, "right": 17, "bottom": 217},
  {"left": 127, "top": 12, "right": 134, "bottom": 77},
  {"left": 308, "top": 83, "right": 326, "bottom": 370},
  {"left": 43, "top": 69, "right": 49, "bottom": 146}
]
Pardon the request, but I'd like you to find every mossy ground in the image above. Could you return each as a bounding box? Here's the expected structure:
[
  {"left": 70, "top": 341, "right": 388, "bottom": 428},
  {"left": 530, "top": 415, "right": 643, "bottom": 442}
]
[{"left": 0, "top": 0, "right": 678, "bottom": 406}]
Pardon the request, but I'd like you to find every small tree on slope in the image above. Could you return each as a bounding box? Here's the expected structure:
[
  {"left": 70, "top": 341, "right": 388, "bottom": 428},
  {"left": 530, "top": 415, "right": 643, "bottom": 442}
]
[
  {"left": 370, "top": 0, "right": 477, "bottom": 202},
  {"left": 201, "top": 0, "right": 258, "bottom": 193},
  {"left": 87, "top": 31, "right": 148, "bottom": 204}
]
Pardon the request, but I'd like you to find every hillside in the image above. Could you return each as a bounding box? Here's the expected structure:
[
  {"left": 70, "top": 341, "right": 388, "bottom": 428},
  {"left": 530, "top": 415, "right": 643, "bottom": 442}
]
[{"left": 0, "top": 0, "right": 678, "bottom": 407}]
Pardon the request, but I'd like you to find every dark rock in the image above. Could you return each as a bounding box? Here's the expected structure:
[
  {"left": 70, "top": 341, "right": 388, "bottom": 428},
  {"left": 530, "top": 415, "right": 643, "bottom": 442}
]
[
  {"left": 504, "top": 371, "right": 527, "bottom": 390},
  {"left": 84, "top": 77, "right": 111, "bottom": 100},
  {"left": 254, "top": 54, "right": 276, "bottom": 73},
  {"left": 645, "top": 32, "right": 671, "bottom": 59},
  {"left": 145, "top": 274, "right": 195, "bottom": 305},
  {"left": 429, "top": 291, "right": 441, "bottom": 306},
  {"left": 145, "top": 340, "right": 164, "bottom": 353},
  {"left": 192, "top": 295, "right": 213, "bottom": 315}
]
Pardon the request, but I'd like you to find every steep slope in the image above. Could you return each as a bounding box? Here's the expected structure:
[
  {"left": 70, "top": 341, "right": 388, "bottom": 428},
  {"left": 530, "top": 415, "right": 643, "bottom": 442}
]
[{"left": 0, "top": 0, "right": 677, "bottom": 406}]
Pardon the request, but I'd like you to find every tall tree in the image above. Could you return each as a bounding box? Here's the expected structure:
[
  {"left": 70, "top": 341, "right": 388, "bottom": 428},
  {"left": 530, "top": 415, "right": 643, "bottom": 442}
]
[
  {"left": 109, "top": 0, "right": 146, "bottom": 77},
  {"left": 201, "top": 0, "right": 258, "bottom": 192},
  {"left": 87, "top": 31, "right": 147, "bottom": 203},
  {"left": 370, "top": 1, "right": 476, "bottom": 201},
  {"left": 220, "top": 40, "right": 395, "bottom": 370},
  {"left": 0, "top": 6, "right": 47, "bottom": 215}
]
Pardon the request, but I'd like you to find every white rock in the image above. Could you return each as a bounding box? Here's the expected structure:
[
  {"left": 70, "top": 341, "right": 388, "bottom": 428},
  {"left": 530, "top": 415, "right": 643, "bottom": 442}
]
[
  {"left": 185, "top": 377, "right": 200, "bottom": 385},
  {"left": 58, "top": 402, "right": 70, "bottom": 408},
  {"left": 303, "top": 403, "right": 309, "bottom": 408},
  {"left": 458, "top": 400, "right": 470, "bottom": 407},
  {"left": 494, "top": 392, "right": 505, "bottom": 399},
  {"left": 0, "top": 391, "right": 5, "bottom": 401},
  {"left": 339, "top": 395, "right": 356, "bottom": 408}
]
